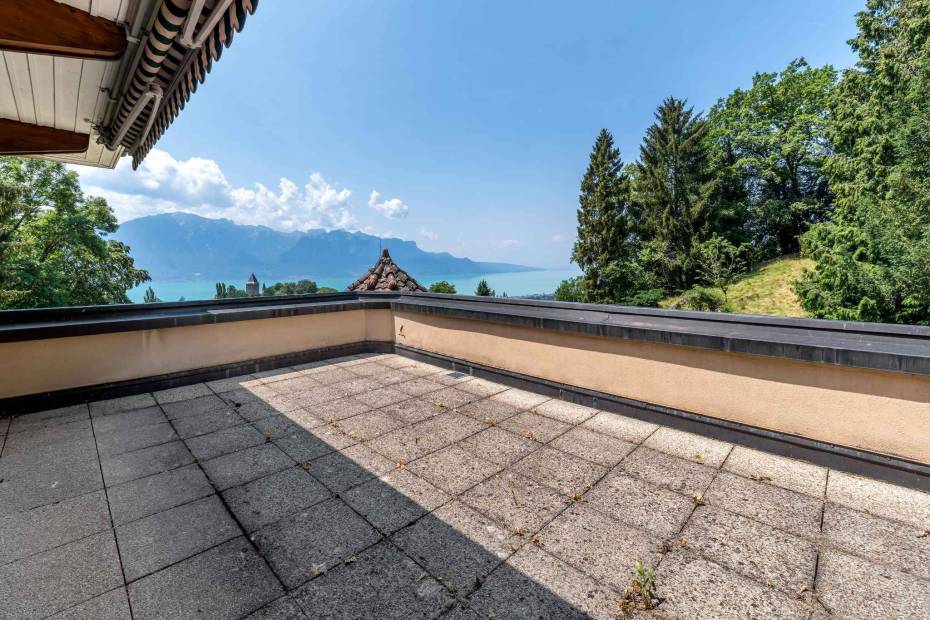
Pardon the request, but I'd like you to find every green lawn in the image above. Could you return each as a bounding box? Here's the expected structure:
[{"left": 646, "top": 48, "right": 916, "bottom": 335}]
[{"left": 662, "top": 256, "right": 815, "bottom": 317}]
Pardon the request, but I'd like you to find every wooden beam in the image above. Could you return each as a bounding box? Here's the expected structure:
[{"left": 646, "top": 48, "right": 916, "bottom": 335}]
[
  {"left": 0, "top": 0, "right": 128, "bottom": 60},
  {"left": 0, "top": 119, "right": 89, "bottom": 155}
]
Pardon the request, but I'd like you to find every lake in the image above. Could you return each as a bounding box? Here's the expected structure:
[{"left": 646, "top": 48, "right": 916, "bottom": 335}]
[{"left": 128, "top": 268, "right": 581, "bottom": 303}]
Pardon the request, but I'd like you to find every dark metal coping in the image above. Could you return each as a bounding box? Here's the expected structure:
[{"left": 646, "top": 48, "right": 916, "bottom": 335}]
[{"left": 2, "top": 292, "right": 930, "bottom": 376}]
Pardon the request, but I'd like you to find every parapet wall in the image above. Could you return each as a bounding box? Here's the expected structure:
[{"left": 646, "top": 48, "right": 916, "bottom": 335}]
[{"left": 1, "top": 292, "right": 928, "bottom": 481}]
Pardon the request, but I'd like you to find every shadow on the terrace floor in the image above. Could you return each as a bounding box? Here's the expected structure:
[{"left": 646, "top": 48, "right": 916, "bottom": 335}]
[{"left": 0, "top": 353, "right": 626, "bottom": 619}]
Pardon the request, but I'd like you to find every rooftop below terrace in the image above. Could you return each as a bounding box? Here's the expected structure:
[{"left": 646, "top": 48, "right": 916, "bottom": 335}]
[{"left": 2, "top": 354, "right": 930, "bottom": 619}]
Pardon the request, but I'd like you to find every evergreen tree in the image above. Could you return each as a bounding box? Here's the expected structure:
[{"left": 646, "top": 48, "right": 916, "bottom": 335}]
[
  {"left": 634, "top": 98, "right": 714, "bottom": 290},
  {"left": 797, "top": 0, "right": 930, "bottom": 323},
  {"left": 571, "top": 129, "right": 638, "bottom": 303},
  {"left": 143, "top": 286, "right": 160, "bottom": 303},
  {"left": 474, "top": 279, "right": 495, "bottom": 296}
]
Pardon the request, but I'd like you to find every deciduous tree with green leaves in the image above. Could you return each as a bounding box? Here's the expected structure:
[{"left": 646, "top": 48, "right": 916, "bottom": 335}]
[
  {"left": 428, "top": 280, "right": 456, "bottom": 294},
  {"left": 708, "top": 59, "right": 837, "bottom": 257},
  {"left": 0, "top": 157, "right": 149, "bottom": 309}
]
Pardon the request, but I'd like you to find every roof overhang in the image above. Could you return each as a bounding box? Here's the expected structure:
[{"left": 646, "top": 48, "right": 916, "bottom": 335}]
[{"left": 0, "top": 0, "right": 258, "bottom": 169}]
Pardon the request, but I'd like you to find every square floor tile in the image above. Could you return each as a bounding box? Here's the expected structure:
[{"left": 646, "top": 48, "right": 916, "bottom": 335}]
[
  {"left": 536, "top": 502, "right": 660, "bottom": 592},
  {"left": 703, "top": 472, "right": 823, "bottom": 539},
  {"left": 642, "top": 427, "right": 732, "bottom": 467},
  {"left": 460, "top": 470, "right": 570, "bottom": 534},
  {"left": 101, "top": 441, "right": 193, "bottom": 487},
  {"left": 723, "top": 446, "right": 827, "bottom": 498},
  {"left": 408, "top": 444, "right": 503, "bottom": 495},
  {"left": 654, "top": 550, "right": 808, "bottom": 619},
  {"left": 223, "top": 467, "right": 330, "bottom": 532},
  {"left": 253, "top": 498, "right": 380, "bottom": 589},
  {"left": 200, "top": 444, "right": 294, "bottom": 491},
  {"left": 457, "top": 427, "right": 539, "bottom": 466},
  {"left": 116, "top": 494, "right": 240, "bottom": 581},
  {"left": 128, "top": 536, "right": 282, "bottom": 620},
  {"left": 293, "top": 541, "right": 451, "bottom": 619},
  {"left": 184, "top": 423, "right": 266, "bottom": 461},
  {"left": 580, "top": 412, "right": 658, "bottom": 443},
  {"left": 549, "top": 426, "right": 635, "bottom": 468},
  {"left": 499, "top": 411, "right": 571, "bottom": 444},
  {"left": 512, "top": 446, "right": 607, "bottom": 497},
  {"left": 107, "top": 464, "right": 213, "bottom": 525},
  {"left": 306, "top": 444, "right": 395, "bottom": 493},
  {"left": 343, "top": 470, "right": 450, "bottom": 534},
  {"left": 826, "top": 470, "right": 930, "bottom": 530},
  {"left": 584, "top": 471, "right": 694, "bottom": 537},
  {"left": 619, "top": 446, "right": 717, "bottom": 497},
  {"left": 680, "top": 505, "right": 817, "bottom": 594},
  {"left": 467, "top": 544, "right": 618, "bottom": 620},
  {"left": 393, "top": 500, "right": 518, "bottom": 596}
]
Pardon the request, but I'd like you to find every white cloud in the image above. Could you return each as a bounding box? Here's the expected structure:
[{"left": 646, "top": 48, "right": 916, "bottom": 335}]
[
  {"left": 419, "top": 227, "right": 438, "bottom": 241},
  {"left": 367, "top": 190, "right": 409, "bottom": 219},
  {"left": 75, "top": 148, "right": 355, "bottom": 231},
  {"left": 551, "top": 234, "right": 565, "bottom": 243}
]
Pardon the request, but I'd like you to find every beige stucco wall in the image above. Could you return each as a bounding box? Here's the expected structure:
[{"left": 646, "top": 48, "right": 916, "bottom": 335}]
[
  {"left": 394, "top": 311, "right": 930, "bottom": 464},
  {"left": 0, "top": 309, "right": 394, "bottom": 398}
]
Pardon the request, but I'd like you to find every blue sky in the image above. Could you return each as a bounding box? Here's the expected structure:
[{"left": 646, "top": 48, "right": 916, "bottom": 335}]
[{"left": 80, "top": 0, "right": 861, "bottom": 268}]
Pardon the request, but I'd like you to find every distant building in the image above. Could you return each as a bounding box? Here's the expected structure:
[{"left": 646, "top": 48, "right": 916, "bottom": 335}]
[
  {"left": 246, "top": 273, "right": 260, "bottom": 296},
  {"left": 347, "top": 248, "right": 426, "bottom": 292}
]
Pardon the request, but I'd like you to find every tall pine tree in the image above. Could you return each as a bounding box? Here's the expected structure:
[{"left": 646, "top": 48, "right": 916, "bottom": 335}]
[
  {"left": 634, "top": 98, "right": 714, "bottom": 290},
  {"left": 571, "top": 129, "right": 637, "bottom": 303}
]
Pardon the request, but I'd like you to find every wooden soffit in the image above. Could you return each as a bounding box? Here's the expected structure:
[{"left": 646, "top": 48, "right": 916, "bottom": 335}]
[
  {"left": 0, "top": 118, "right": 89, "bottom": 155},
  {"left": 0, "top": 0, "right": 128, "bottom": 61}
]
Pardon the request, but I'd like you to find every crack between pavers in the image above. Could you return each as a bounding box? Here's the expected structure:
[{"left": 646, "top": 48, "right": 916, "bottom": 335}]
[{"left": 88, "top": 404, "right": 135, "bottom": 620}]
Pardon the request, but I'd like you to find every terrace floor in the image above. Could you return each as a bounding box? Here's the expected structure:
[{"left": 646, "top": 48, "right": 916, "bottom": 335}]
[{"left": 2, "top": 353, "right": 930, "bottom": 619}]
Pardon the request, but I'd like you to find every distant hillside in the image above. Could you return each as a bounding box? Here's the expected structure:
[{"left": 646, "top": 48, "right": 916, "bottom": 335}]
[
  {"left": 114, "top": 212, "right": 535, "bottom": 280},
  {"left": 662, "top": 256, "right": 815, "bottom": 317}
]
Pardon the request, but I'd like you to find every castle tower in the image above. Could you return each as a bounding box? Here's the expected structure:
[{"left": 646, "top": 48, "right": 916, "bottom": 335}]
[{"left": 246, "top": 273, "right": 260, "bottom": 296}]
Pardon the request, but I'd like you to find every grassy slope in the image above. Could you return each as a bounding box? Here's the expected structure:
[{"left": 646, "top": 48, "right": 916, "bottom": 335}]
[{"left": 662, "top": 256, "right": 815, "bottom": 317}]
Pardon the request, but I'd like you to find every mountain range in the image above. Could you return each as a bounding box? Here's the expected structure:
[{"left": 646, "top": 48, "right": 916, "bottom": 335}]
[{"left": 113, "top": 213, "right": 535, "bottom": 280}]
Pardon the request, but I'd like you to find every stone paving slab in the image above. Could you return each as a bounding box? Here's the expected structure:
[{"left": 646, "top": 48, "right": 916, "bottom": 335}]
[
  {"left": 116, "top": 494, "right": 241, "bottom": 581},
  {"left": 816, "top": 547, "right": 930, "bottom": 619},
  {"left": 466, "top": 544, "right": 619, "bottom": 620},
  {"left": 94, "top": 421, "right": 178, "bottom": 457},
  {"left": 723, "top": 445, "right": 828, "bottom": 498},
  {"left": 293, "top": 541, "right": 452, "bottom": 619},
  {"left": 223, "top": 467, "right": 330, "bottom": 532},
  {"left": 0, "top": 489, "right": 110, "bottom": 566},
  {"left": 344, "top": 469, "right": 450, "bottom": 534},
  {"left": 585, "top": 470, "right": 695, "bottom": 537},
  {"left": 4, "top": 354, "right": 930, "bottom": 619},
  {"left": 0, "top": 530, "right": 123, "bottom": 619},
  {"left": 200, "top": 443, "right": 294, "bottom": 491},
  {"left": 184, "top": 422, "right": 266, "bottom": 461},
  {"left": 253, "top": 497, "right": 380, "bottom": 589},
  {"left": 821, "top": 502, "right": 930, "bottom": 582},
  {"left": 107, "top": 463, "right": 213, "bottom": 525},
  {"left": 654, "top": 550, "right": 810, "bottom": 619},
  {"left": 393, "top": 500, "right": 518, "bottom": 596},
  {"left": 703, "top": 471, "right": 823, "bottom": 539},
  {"left": 128, "top": 536, "right": 282, "bottom": 620},
  {"left": 49, "top": 587, "right": 130, "bottom": 620},
  {"left": 101, "top": 440, "right": 194, "bottom": 487},
  {"left": 620, "top": 445, "right": 717, "bottom": 497},
  {"left": 680, "top": 504, "right": 817, "bottom": 594},
  {"left": 536, "top": 502, "right": 661, "bottom": 592}
]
